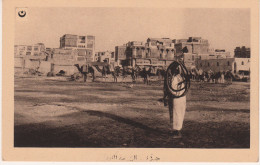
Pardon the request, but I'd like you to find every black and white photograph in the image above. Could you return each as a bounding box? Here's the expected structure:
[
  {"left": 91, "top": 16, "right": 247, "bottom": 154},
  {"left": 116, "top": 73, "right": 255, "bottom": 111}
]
[{"left": 2, "top": 0, "right": 259, "bottom": 162}]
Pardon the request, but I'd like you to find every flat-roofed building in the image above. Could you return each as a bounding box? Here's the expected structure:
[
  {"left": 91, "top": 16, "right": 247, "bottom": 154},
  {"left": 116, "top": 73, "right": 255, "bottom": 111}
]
[
  {"left": 196, "top": 57, "right": 250, "bottom": 75},
  {"left": 234, "top": 46, "right": 250, "bottom": 58},
  {"left": 14, "top": 43, "right": 46, "bottom": 57},
  {"left": 115, "top": 45, "right": 127, "bottom": 65},
  {"left": 60, "top": 34, "right": 95, "bottom": 62}
]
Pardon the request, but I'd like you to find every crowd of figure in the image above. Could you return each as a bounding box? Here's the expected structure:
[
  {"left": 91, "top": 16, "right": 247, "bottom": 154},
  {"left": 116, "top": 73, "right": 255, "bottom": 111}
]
[
  {"left": 74, "top": 63, "right": 235, "bottom": 85},
  {"left": 189, "top": 69, "right": 234, "bottom": 84}
]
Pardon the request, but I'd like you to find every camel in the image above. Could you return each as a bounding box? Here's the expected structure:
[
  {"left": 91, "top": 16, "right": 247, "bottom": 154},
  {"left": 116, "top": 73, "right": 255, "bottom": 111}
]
[
  {"left": 156, "top": 67, "right": 167, "bottom": 81},
  {"left": 111, "top": 66, "right": 120, "bottom": 82},
  {"left": 224, "top": 71, "right": 234, "bottom": 84},
  {"left": 101, "top": 65, "right": 111, "bottom": 81},
  {"left": 74, "top": 64, "right": 95, "bottom": 82},
  {"left": 139, "top": 66, "right": 152, "bottom": 85}
]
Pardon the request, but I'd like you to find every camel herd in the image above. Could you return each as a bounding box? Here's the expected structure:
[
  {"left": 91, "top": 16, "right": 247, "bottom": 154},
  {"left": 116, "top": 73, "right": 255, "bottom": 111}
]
[
  {"left": 73, "top": 63, "right": 240, "bottom": 84},
  {"left": 73, "top": 64, "right": 164, "bottom": 84}
]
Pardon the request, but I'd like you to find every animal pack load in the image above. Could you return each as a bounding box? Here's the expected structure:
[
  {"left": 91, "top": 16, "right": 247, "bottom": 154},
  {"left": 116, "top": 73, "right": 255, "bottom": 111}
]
[{"left": 82, "top": 64, "right": 89, "bottom": 73}]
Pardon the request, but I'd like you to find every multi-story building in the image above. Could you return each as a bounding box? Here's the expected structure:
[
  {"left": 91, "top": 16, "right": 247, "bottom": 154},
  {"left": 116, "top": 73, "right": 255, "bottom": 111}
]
[
  {"left": 174, "top": 37, "right": 210, "bottom": 69},
  {"left": 14, "top": 43, "right": 46, "bottom": 57},
  {"left": 94, "top": 53, "right": 99, "bottom": 62},
  {"left": 115, "top": 38, "right": 176, "bottom": 67},
  {"left": 14, "top": 45, "right": 27, "bottom": 56},
  {"left": 202, "top": 49, "right": 232, "bottom": 60},
  {"left": 60, "top": 34, "right": 95, "bottom": 62},
  {"left": 174, "top": 37, "right": 209, "bottom": 57},
  {"left": 115, "top": 45, "right": 127, "bottom": 65},
  {"left": 196, "top": 57, "right": 250, "bottom": 75},
  {"left": 115, "top": 37, "right": 236, "bottom": 71},
  {"left": 234, "top": 46, "right": 250, "bottom": 58},
  {"left": 96, "top": 51, "right": 115, "bottom": 64}
]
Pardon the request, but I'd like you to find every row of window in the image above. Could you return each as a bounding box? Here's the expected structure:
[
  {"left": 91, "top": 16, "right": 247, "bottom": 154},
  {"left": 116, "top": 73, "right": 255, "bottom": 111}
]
[
  {"left": 78, "top": 45, "right": 86, "bottom": 48},
  {"left": 200, "top": 61, "right": 245, "bottom": 67}
]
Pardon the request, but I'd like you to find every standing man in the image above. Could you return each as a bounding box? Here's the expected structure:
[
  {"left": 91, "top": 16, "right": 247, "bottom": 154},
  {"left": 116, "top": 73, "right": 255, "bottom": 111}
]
[
  {"left": 82, "top": 64, "right": 89, "bottom": 82},
  {"left": 164, "top": 63, "right": 190, "bottom": 139}
]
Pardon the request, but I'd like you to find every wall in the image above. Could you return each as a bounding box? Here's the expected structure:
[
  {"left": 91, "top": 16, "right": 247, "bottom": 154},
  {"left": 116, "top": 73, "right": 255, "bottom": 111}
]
[
  {"left": 115, "top": 46, "right": 126, "bottom": 61},
  {"left": 52, "top": 64, "right": 78, "bottom": 75},
  {"left": 24, "top": 59, "right": 41, "bottom": 70},
  {"left": 196, "top": 58, "right": 235, "bottom": 72},
  {"left": 183, "top": 53, "right": 197, "bottom": 69},
  {"left": 38, "top": 61, "right": 51, "bottom": 74},
  {"left": 233, "top": 58, "right": 250, "bottom": 73},
  {"left": 14, "top": 57, "right": 24, "bottom": 68}
]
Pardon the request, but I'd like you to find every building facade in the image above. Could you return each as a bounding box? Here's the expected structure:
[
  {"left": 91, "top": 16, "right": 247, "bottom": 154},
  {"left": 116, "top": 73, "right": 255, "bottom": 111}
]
[
  {"left": 60, "top": 34, "right": 95, "bottom": 62},
  {"left": 234, "top": 46, "right": 250, "bottom": 58},
  {"left": 115, "top": 45, "right": 127, "bottom": 65},
  {"left": 201, "top": 49, "right": 232, "bottom": 60},
  {"left": 96, "top": 51, "right": 115, "bottom": 64},
  {"left": 174, "top": 37, "right": 209, "bottom": 57},
  {"left": 14, "top": 43, "right": 46, "bottom": 57},
  {"left": 115, "top": 38, "right": 176, "bottom": 67},
  {"left": 196, "top": 58, "right": 250, "bottom": 75}
]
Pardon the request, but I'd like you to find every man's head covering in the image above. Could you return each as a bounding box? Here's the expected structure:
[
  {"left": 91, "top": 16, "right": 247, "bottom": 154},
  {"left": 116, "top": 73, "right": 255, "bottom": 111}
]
[{"left": 171, "top": 66, "right": 180, "bottom": 76}]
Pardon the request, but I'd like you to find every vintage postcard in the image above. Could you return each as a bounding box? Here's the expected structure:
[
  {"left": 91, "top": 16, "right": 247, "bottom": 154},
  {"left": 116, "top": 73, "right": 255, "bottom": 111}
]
[{"left": 2, "top": 0, "right": 259, "bottom": 162}]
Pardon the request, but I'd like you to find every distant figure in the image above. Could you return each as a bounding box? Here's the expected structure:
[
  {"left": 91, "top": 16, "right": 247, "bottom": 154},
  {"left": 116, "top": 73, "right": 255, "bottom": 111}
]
[
  {"left": 82, "top": 64, "right": 89, "bottom": 82},
  {"left": 225, "top": 70, "right": 233, "bottom": 84},
  {"left": 143, "top": 66, "right": 151, "bottom": 85},
  {"left": 121, "top": 66, "right": 128, "bottom": 82},
  {"left": 112, "top": 66, "right": 120, "bottom": 83},
  {"left": 220, "top": 71, "right": 225, "bottom": 83},
  {"left": 131, "top": 66, "right": 137, "bottom": 83},
  {"left": 102, "top": 65, "right": 109, "bottom": 81}
]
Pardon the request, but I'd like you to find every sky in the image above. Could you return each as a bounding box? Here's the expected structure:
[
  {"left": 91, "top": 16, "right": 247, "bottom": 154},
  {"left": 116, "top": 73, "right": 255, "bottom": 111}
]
[{"left": 15, "top": 8, "right": 250, "bottom": 55}]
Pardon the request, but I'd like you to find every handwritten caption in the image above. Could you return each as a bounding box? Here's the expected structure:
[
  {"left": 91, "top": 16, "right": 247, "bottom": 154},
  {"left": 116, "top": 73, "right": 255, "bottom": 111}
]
[{"left": 107, "top": 154, "right": 160, "bottom": 162}]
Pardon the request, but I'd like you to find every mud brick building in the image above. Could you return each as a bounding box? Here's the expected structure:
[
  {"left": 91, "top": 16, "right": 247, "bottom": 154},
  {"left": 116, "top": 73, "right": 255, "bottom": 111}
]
[
  {"left": 115, "top": 45, "right": 127, "bottom": 65},
  {"left": 60, "top": 34, "right": 95, "bottom": 62},
  {"left": 207, "top": 49, "right": 231, "bottom": 59},
  {"left": 234, "top": 46, "right": 250, "bottom": 58},
  {"left": 115, "top": 37, "right": 216, "bottom": 70},
  {"left": 14, "top": 43, "right": 46, "bottom": 57},
  {"left": 174, "top": 37, "right": 209, "bottom": 56},
  {"left": 196, "top": 57, "right": 250, "bottom": 75},
  {"left": 96, "top": 51, "right": 115, "bottom": 64},
  {"left": 115, "top": 38, "right": 176, "bottom": 67}
]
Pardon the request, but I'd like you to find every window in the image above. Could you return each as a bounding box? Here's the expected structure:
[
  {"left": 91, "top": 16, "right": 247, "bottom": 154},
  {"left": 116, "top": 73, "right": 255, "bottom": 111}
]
[
  {"left": 79, "top": 36, "right": 86, "bottom": 43},
  {"left": 217, "top": 62, "right": 219, "bottom": 66},
  {"left": 34, "top": 47, "right": 38, "bottom": 51},
  {"left": 27, "top": 46, "right": 32, "bottom": 51},
  {"left": 242, "top": 61, "right": 244, "bottom": 65},
  {"left": 200, "top": 63, "right": 202, "bottom": 67},
  {"left": 227, "top": 61, "right": 230, "bottom": 66},
  {"left": 208, "top": 62, "right": 210, "bottom": 66},
  {"left": 87, "top": 44, "right": 93, "bottom": 48},
  {"left": 192, "top": 55, "right": 194, "bottom": 61}
]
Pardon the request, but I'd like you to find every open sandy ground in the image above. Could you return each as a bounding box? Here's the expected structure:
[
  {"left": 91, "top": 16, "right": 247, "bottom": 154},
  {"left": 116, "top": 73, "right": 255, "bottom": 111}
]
[{"left": 14, "top": 76, "right": 250, "bottom": 148}]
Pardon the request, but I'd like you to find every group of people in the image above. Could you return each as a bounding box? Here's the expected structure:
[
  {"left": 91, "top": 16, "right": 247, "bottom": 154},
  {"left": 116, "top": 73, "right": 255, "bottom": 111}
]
[
  {"left": 190, "top": 69, "right": 233, "bottom": 84},
  {"left": 100, "top": 65, "right": 154, "bottom": 85}
]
